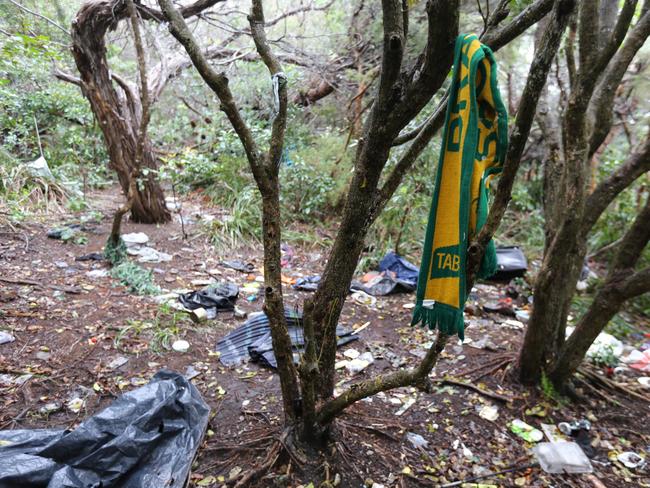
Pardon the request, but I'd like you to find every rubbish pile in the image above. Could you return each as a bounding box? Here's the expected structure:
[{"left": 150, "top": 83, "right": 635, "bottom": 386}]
[
  {"left": 0, "top": 371, "right": 209, "bottom": 488},
  {"left": 122, "top": 232, "right": 172, "bottom": 263},
  {"left": 178, "top": 282, "right": 239, "bottom": 320}
]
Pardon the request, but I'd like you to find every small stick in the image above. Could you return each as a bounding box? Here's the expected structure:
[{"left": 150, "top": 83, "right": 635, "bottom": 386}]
[
  {"left": 0, "top": 276, "right": 81, "bottom": 294},
  {"left": 434, "top": 377, "right": 514, "bottom": 402}
]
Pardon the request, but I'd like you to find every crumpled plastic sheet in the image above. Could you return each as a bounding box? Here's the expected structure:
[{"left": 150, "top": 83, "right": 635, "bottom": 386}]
[
  {"left": 216, "top": 309, "right": 359, "bottom": 368},
  {"left": 488, "top": 246, "right": 528, "bottom": 281},
  {"left": 178, "top": 282, "right": 239, "bottom": 317},
  {"left": 0, "top": 370, "right": 209, "bottom": 488}
]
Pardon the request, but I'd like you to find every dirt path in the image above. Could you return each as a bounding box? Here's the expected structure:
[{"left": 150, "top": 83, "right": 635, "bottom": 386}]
[{"left": 1, "top": 187, "right": 648, "bottom": 487}]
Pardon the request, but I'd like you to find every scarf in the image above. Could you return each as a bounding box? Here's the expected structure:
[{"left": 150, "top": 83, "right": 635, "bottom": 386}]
[{"left": 411, "top": 34, "right": 508, "bottom": 339}]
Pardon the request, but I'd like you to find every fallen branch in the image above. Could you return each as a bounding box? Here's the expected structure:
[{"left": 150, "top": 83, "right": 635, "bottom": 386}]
[
  {"left": 0, "top": 276, "right": 82, "bottom": 294},
  {"left": 579, "top": 366, "right": 649, "bottom": 403}
]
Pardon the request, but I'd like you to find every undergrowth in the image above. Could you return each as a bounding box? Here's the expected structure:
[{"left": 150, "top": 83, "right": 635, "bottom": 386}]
[{"left": 110, "top": 261, "right": 161, "bottom": 296}]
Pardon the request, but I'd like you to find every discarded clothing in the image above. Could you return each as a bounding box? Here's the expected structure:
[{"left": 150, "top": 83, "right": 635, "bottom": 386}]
[
  {"left": 221, "top": 260, "right": 255, "bottom": 273},
  {"left": 178, "top": 283, "right": 239, "bottom": 318},
  {"left": 293, "top": 275, "right": 321, "bottom": 292},
  {"left": 363, "top": 270, "right": 416, "bottom": 296},
  {"left": 0, "top": 371, "right": 209, "bottom": 488},
  {"left": 379, "top": 251, "right": 419, "bottom": 286},
  {"left": 47, "top": 224, "right": 92, "bottom": 240},
  {"left": 75, "top": 252, "right": 105, "bottom": 262},
  {"left": 486, "top": 246, "right": 528, "bottom": 281},
  {"left": 411, "top": 34, "right": 508, "bottom": 339},
  {"left": 293, "top": 276, "right": 361, "bottom": 294},
  {"left": 216, "top": 309, "right": 359, "bottom": 368}
]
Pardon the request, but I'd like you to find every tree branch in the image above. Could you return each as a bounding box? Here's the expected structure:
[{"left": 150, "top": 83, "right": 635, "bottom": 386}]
[
  {"left": 581, "top": 132, "right": 650, "bottom": 236},
  {"left": 375, "top": 0, "right": 405, "bottom": 113},
  {"left": 621, "top": 266, "right": 650, "bottom": 298},
  {"left": 388, "top": 0, "right": 554, "bottom": 149},
  {"left": 53, "top": 68, "right": 82, "bottom": 86},
  {"left": 139, "top": 0, "right": 226, "bottom": 22},
  {"left": 588, "top": 8, "right": 650, "bottom": 156},
  {"left": 378, "top": 0, "right": 570, "bottom": 217},
  {"left": 590, "top": 0, "right": 638, "bottom": 78},
  {"left": 466, "top": 0, "right": 576, "bottom": 285},
  {"left": 126, "top": 0, "right": 150, "bottom": 164},
  {"left": 577, "top": 0, "right": 599, "bottom": 73},
  {"left": 610, "top": 194, "right": 650, "bottom": 272},
  {"left": 317, "top": 332, "right": 449, "bottom": 425},
  {"left": 248, "top": 0, "right": 287, "bottom": 169},
  {"left": 157, "top": 0, "right": 266, "bottom": 189},
  {"left": 481, "top": 0, "right": 555, "bottom": 51},
  {"left": 7, "top": 0, "right": 69, "bottom": 35}
]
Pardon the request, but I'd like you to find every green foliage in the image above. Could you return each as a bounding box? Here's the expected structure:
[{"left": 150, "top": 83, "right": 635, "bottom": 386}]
[
  {"left": 540, "top": 372, "right": 567, "bottom": 404},
  {"left": 0, "top": 17, "right": 110, "bottom": 216},
  {"left": 207, "top": 185, "right": 263, "bottom": 249},
  {"left": 280, "top": 155, "right": 336, "bottom": 220},
  {"left": 110, "top": 261, "right": 161, "bottom": 295},
  {"left": 114, "top": 303, "right": 192, "bottom": 353},
  {"left": 104, "top": 238, "right": 128, "bottom": 266}
]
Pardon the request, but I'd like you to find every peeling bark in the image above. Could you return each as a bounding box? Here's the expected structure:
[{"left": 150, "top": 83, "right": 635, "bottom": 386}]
[{"left": 70, "top": 0, "right": 171, "bottom": 224}]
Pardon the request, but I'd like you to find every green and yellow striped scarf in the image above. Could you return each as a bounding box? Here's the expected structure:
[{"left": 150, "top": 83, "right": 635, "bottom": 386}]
[{"left": 411, "top": 34, "right": 508, "bottom": 339}]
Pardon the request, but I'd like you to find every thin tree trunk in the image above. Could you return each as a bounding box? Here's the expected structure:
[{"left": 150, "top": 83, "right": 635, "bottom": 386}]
[
  {"left": 71, "top": 0, "right": 170, "bottom": 224},
  {"left": 549, "top": 196, "right": 650, "bottom": 387},
  {"left": 517, "top": 0, "right": 643, "bottom": 384}
]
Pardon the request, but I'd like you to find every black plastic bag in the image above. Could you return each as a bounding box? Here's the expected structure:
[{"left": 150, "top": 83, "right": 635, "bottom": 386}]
[
  {"left": 178, "top": 283, "right": 239, "bottom": 316},
  {"left": 0, "top": 371, "right": 209, "bottom": 488},
  {"left": 487, "top": 246, "right": 528, "bottom": 281}
]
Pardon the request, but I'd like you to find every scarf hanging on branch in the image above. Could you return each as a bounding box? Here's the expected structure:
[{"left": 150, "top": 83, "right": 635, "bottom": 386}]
[{"left": 411, "top": 34, "right": 508, "bottom": 339}]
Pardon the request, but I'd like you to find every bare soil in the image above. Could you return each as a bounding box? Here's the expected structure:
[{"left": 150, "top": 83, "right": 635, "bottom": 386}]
[{"left": 1, "top": 187, "right": 648, "bottom": 488}]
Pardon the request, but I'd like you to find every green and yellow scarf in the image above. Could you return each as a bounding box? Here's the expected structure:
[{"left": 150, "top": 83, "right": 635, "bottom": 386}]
[{"left": 411, "top": 34, "right": 508, "bottom": 339}]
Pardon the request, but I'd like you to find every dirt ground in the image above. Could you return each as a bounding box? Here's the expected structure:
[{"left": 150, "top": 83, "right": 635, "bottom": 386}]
[{"left": 1, "top": 187, "right": 649, "bottom": 488}]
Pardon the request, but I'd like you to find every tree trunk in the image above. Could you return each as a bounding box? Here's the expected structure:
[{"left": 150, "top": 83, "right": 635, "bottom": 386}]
[
  {"left": 549, "top": 196, "right": 650, "bottom": 387},
  {"left": 518, "top": 0, "right": 649, "bottom": 384},
  {"left": 71, "top": 0, "right": 170, "bottom": 224}
]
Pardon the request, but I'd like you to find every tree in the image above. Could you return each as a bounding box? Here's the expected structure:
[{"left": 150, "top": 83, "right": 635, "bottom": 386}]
[
  {"left": 518, "top": 0, "right": 650, "bottom": 385},
  {"left": 54, "top": 0, "right": 356, "bottom": 223},
  {"left": 159, "top": 0, "right": 573, "bottom": 453}
]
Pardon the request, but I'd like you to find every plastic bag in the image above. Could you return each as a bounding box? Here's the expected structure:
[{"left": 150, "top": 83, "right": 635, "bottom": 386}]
[{"left": 0, "top": 371, "right": 209, "bottom": 488}]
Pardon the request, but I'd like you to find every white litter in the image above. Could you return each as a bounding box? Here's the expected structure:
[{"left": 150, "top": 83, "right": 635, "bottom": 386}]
[
  {"left": 172, "top": 340, "right": 190, "bottom": 352},
  {"left": 406, "top": 432, "right": 429, "bottom": 449},
  {"left": 0, "top": 331, "right": 15, "bottom": 345},
  {"left": 121, "top": 232, "right": 149, "bottom": 247},
  {"left": 533, "top": 442, "right": 593, "bottom": 473}
]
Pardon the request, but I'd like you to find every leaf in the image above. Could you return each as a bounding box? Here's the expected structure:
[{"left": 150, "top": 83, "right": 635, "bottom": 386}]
[{"left": 197, "top": 476, "right": 217, "bottom": 486}]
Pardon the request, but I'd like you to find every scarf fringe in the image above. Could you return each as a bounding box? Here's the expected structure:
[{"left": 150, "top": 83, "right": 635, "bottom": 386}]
[{"left": 411, "top": 304, "right": 465, "bottom": 340}]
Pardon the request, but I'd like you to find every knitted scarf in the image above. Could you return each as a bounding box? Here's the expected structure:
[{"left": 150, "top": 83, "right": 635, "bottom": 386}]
[{"left": 411, "top": 34, "right": 508, "bottom": 339}]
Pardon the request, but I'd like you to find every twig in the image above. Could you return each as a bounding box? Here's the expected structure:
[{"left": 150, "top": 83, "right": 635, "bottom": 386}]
[
  {"left": 233, "top": 437, "right": 283, "bottom": 488},
  {"left": 339, "top": 419, "right": 400, "bottom": 442},
  {"left": 7, "top": 0, "right": 69, "bottom": 35},
  {"left": 0, "top": 276, "right": 81, "bottom": 294},
  {"left": 579, "top": 366, "right": 649, "bottom": 403},
  {"left": 434, "top": 377, "right": 515, "bottom": 402}
]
